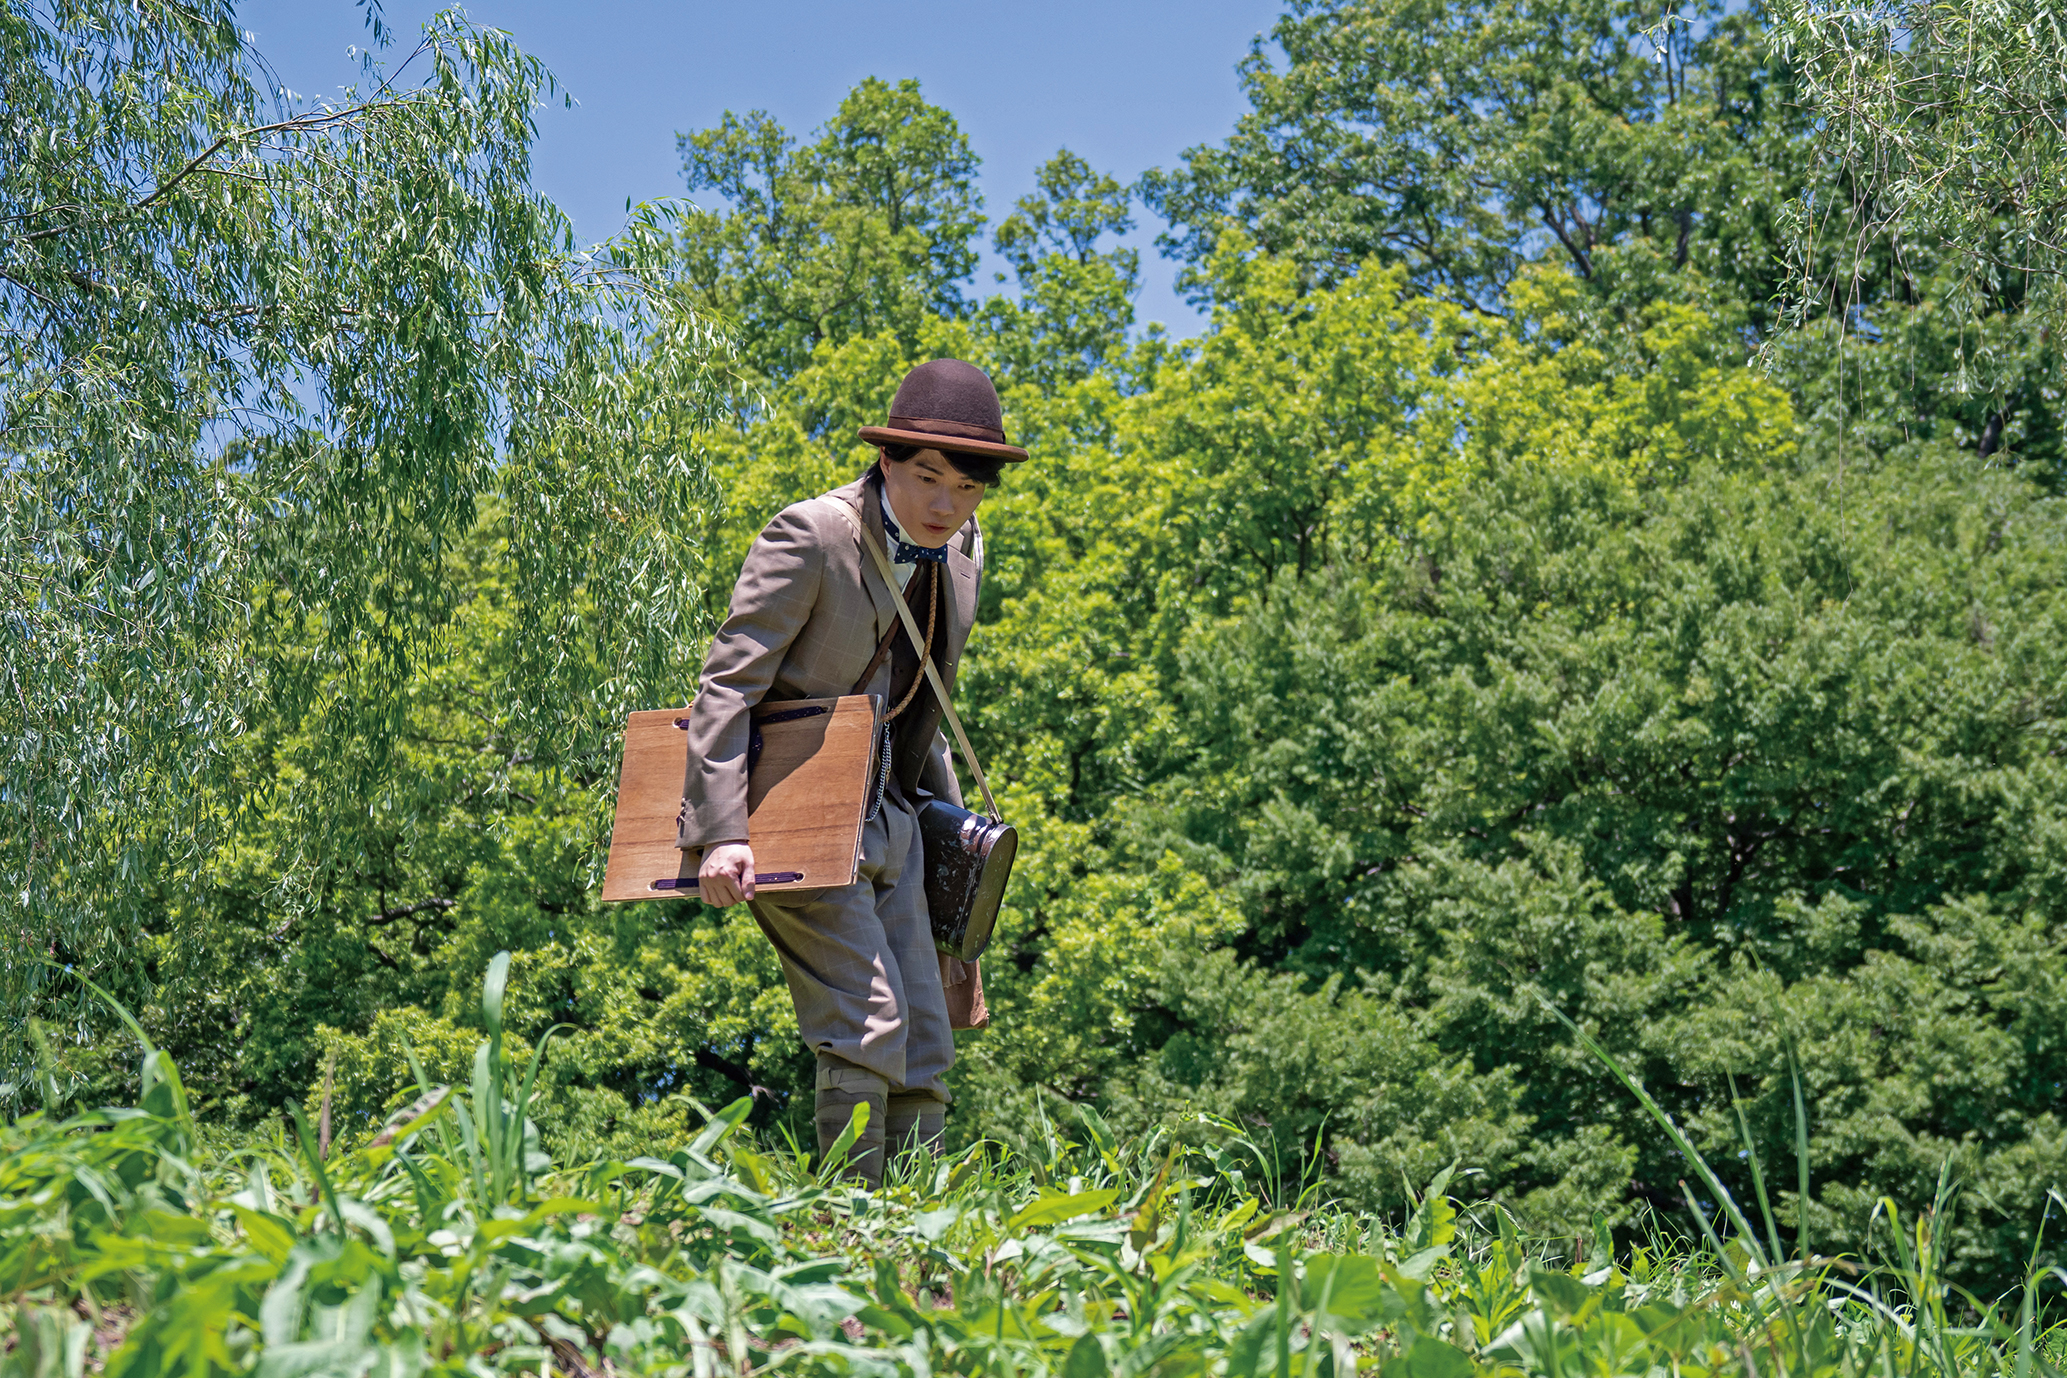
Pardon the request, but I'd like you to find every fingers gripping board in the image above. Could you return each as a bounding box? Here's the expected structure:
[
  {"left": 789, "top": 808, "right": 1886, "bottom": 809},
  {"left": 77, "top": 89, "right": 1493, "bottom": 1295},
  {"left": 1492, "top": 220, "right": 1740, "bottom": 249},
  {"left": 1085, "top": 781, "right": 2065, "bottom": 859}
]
[{"left": 600, "top": 694, "right": 881, "bottom": 902}]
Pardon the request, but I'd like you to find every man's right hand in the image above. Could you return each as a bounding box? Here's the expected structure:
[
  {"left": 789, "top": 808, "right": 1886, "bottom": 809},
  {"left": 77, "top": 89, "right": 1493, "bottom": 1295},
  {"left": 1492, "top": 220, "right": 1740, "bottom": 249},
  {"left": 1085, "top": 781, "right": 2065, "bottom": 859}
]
[{"left": 698, "top": 841, "right": 756, "bottom": 906}]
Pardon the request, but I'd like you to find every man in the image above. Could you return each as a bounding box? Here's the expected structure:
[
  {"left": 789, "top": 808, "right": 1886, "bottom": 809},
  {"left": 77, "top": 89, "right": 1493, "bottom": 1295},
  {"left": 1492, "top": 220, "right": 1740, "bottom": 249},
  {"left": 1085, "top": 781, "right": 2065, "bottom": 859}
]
[{"left": 676, "top": 358, "right": 1024, "bottom": 1185}]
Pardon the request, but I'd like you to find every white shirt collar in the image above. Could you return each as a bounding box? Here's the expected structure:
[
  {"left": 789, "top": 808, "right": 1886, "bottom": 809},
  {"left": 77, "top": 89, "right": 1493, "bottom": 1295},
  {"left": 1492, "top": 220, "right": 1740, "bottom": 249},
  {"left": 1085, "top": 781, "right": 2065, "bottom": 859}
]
[{"left": 874, "top": 476, "right": 921, "bottom": 587}]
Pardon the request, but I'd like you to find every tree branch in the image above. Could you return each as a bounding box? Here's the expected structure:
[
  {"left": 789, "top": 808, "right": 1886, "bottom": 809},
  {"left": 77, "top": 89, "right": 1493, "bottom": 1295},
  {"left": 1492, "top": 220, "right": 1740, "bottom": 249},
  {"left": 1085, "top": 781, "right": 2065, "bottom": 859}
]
[
  {"left": 1541, "top": 206, "right": 1595, "bottom": 278},
  {"left": 692, "top": 1048, "right": 780, "bottom": 1102},
  {"left": 0, "top": 272, "right": 56, "bottom": 310},
  {"left": 367, "top": 897, "right": 458, "bottom": 927},
  {"left": 21, "top": 105, "right": 381, "bottom": 245}
]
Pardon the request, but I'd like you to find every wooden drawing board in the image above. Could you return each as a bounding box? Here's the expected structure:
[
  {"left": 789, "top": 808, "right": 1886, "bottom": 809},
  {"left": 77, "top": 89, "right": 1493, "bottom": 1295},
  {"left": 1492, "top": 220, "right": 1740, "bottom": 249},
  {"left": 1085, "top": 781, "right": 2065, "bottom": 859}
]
[{"left": 600, "top": 694, "right": 881, "bottom": 902}]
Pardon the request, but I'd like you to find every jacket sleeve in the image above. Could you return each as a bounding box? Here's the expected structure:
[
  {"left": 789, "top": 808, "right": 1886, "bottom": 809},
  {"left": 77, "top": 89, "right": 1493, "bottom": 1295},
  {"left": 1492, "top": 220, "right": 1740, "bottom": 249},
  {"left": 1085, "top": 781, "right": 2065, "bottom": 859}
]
[{"left": 677, "top": 506, "right": 824, "bottom": 850}]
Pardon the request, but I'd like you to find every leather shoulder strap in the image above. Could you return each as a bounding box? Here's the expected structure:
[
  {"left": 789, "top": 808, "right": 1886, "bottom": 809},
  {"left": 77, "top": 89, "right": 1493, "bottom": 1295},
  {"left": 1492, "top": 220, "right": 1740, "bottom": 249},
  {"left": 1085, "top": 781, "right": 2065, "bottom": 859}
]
[{"left": 850, "top": 614, "right": 901, "bottom": 697}]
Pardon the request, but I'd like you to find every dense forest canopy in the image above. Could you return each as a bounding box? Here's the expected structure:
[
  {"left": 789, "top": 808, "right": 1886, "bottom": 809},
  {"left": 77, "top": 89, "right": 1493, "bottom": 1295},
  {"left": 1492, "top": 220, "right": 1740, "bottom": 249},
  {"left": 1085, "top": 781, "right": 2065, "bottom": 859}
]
[
  {"left": 0, "top": 1, "right": 730, "bottom": 1028},
  {"left": 6, "top": 0, "right": 2065, "bottom": 1304}
]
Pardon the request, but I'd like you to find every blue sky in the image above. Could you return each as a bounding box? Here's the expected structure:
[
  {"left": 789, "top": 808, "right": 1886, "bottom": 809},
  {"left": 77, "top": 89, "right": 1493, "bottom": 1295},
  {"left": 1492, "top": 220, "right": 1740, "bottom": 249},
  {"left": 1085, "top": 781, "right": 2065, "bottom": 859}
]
[{"left": 236, "top": 1, "right": 1289, "bottom": 336}]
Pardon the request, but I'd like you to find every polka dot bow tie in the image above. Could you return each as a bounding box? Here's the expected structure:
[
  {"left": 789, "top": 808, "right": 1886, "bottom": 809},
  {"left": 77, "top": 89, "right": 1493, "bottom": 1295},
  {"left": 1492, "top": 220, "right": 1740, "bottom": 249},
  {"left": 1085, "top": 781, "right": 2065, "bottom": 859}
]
[{"left": 878, "top": 488, "right": 950, "bottom": 565}]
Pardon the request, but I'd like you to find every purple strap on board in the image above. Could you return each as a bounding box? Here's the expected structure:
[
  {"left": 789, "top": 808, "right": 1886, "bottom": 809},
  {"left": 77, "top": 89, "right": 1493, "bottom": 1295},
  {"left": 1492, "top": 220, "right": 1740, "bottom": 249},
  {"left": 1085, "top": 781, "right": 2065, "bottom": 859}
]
[
  {"left": 676, "top": 706, "right": 828, "bottom": 730},
  {"left": 651, "top": 873, "right": 804, "bottom": 891}
]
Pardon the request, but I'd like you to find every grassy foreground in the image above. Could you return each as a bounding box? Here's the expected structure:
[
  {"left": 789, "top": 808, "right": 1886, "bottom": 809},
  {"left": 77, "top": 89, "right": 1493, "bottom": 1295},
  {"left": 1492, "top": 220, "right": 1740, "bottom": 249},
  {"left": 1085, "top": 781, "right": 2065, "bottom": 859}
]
[{"left": 3, "top": 959, "right": 2061, "bottom": 1378}]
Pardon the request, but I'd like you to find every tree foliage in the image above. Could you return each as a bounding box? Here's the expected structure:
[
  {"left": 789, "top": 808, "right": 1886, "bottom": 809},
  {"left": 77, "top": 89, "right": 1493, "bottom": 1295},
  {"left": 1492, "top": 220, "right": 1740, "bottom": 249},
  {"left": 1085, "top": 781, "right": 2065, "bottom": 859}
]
[
  {"left": 1773, "top": 0, "right": 2067, "bottom": 342},
  {"left": 676, "top": 77, "right": 983, "bottom": 383},
  {"left": 980, "top": 150, "right": 1142, "bottom": 388},
  {"left": 1764, "top": 0, "right": 2067, "bottom": 468},
  {"left": 126, "top": 520, "right": 791, "bottom": 1144},
  {"left": 1140, "top": 0, "right": 2066, "bottom": 478},
  {"left": 1139, "top": 0, "right": 1805, "bottom": 317},
  {"left": 1, "top": 4, "right": 727, "bottom": 1039}
]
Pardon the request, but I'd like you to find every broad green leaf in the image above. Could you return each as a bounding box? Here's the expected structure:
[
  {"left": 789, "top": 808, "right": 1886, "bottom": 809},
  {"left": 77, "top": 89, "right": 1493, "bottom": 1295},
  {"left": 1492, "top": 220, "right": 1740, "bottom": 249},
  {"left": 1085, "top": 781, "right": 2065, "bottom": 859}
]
[
  {"left": 815, "top": 1102, "right": 871, "bottom": 1184},
  {"left": 1008, "top": 1188, "right": 1119, "bottom": 1231},
  {"left": 1529, "top": 1266, "right": 1594, "bottom": 1318},
  {"left": 1301, "top": 1254, "right": 1395, "bottom": 1332},
  {"left": 232, "top": 1205, "right": 298, "bottom": 1265},
  {"left": 1062, "top": 1333, "right": 1108, "bottom": 1378},
  {"left": 1405, "top": 1171, "right": 1457, "bottom": 1254},
  {"left": 689, "top": 1096, "right": 754, "bottom": 1158},
  {"left": 522, "top": 1197, "right": 603, "bottom": 1225},
  {"left": 1381, "top": 1336, "right": 1475, "bottom": 1378}
]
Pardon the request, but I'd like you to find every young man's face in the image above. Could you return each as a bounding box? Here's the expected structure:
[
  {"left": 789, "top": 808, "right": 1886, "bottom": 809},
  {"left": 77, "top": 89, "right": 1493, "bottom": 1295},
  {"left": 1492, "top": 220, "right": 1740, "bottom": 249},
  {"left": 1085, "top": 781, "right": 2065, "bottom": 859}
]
[{"left": 878, "top": 448, "right": 986, "bottom": 548}]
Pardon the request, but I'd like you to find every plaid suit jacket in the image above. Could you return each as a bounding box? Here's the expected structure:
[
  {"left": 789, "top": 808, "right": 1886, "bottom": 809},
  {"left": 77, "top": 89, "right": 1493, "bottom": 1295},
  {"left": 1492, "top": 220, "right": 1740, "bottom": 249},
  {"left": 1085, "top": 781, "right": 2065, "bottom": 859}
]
[{"left": 676, "top": 474, "right": 982, "bottom": 851}]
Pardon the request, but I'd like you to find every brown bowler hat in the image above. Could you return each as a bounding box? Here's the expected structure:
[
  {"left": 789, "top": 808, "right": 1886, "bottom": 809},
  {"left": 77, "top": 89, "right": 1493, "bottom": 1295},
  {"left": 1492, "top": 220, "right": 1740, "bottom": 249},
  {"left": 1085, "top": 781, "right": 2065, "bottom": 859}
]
[{"left": 858, "top": 358, "right": 1028, "bottom": 464}]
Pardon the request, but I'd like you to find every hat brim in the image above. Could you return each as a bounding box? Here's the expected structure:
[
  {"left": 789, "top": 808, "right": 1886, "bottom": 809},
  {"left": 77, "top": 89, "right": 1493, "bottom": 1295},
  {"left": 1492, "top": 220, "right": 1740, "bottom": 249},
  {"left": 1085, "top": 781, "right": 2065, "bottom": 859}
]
[{"left": 859, "top": 425, "right": 1028, "bottom": 464}]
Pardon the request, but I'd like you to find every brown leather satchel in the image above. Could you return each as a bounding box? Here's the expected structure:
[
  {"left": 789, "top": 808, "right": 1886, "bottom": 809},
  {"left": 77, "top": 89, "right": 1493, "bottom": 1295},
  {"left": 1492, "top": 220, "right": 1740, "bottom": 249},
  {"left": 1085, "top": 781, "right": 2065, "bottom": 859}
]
[{"left": 940, "top": 952, "right": 989, "bottom": 1031}]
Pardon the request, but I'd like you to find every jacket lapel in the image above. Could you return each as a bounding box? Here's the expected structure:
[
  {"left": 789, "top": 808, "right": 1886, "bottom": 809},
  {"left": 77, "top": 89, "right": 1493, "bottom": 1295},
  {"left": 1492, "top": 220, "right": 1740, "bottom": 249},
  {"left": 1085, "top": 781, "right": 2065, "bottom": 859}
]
[
  {"left": 847, "top": 477, "right": 898, "bottom": 640},
  {"left": 943, "top": 522, "right": 979, "bottom": 681}
]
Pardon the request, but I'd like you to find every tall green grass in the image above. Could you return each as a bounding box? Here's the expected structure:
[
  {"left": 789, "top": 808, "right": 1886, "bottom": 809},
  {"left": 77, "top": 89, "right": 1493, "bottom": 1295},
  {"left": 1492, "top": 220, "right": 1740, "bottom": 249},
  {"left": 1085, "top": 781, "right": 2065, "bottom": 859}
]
[{"left": 1, "top": 956, "right": 2059, "bottom": 1378}]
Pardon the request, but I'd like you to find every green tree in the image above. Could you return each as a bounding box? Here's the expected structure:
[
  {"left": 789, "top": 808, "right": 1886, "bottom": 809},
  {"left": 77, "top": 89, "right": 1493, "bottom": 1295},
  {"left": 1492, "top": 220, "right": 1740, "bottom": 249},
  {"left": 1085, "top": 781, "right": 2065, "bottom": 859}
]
[
  {"left": 979, "top": 150, "right": 1141, "bottom": 388},
  {"left": 676, "top": 77, "right": 984, "bottom": 383},
  {"left": 1139, "top": 0, "right": 1804, "bottom": 318},
  {"left": 1774, "top": 0, "right": 2067, "bottom": 329},
  {"left": 932, "top": 236, "right": 2065, "bottom": 1295},
  {"left": 1129, "top": 438, "right": 2067, "bottom": 1293},
  {"left": 0, "top": 2, "right": 726, "bottom": 1064},
  {"left": 954, "top": 244, "right": 1781, "bottom": 1213},
  {"left": 56, "top": 17, "right": 2064, "bottom": 1303},
  {"left": 1139, "top": 0, "right": 2065, "bottom": 484},
  {"left": 1769, "top": 0, "right": 2067, "bottom": 476}
]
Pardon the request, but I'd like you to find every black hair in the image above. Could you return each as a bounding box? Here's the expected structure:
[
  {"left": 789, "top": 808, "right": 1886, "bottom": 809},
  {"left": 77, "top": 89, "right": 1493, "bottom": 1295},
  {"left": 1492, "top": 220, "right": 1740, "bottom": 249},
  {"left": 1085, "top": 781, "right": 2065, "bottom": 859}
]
[{"left": 879, "top": 442, "right": 1005, "bottom": 488}]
